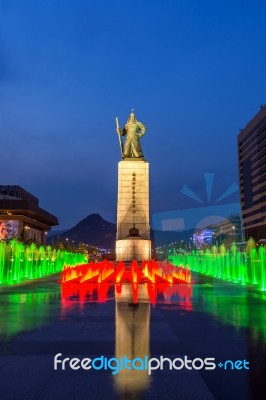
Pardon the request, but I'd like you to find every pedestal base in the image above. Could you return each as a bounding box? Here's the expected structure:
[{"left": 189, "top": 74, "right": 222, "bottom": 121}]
[
  {"left": 116, "top": 238, "right": 151, "bottom": 261},
  {"left": 116, "top": 160, "right": 150, "bottom": 240}
]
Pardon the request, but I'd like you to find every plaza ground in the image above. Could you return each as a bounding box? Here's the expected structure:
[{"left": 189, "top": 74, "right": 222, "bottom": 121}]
[{"left": 0, "top": 273, "right": 265, "bottom": 400}]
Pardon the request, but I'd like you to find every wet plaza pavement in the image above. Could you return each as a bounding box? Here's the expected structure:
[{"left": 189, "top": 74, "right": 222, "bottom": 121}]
[{"left": 0, "top": 273, "right": 266, "bottom": 400}]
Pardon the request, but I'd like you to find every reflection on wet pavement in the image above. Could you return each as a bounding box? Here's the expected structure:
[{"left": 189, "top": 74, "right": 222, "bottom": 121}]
[{"left": 0, "top": 273, "right": 265, "bottom": 399}]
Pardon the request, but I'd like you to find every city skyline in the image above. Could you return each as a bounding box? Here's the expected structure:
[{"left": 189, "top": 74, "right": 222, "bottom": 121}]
[{"left": 0, "top": 0, "right": 266, "bottom": 228}]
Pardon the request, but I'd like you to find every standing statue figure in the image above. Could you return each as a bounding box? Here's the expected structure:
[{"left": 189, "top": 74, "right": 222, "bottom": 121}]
[{"left": 116, "top": 110, "right": 146, "bottom": 158}]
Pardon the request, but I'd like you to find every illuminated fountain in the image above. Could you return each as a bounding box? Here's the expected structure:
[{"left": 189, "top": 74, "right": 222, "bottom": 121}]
[
  {"left": 61, "top": 260, "right": 192, "bottom": 304},
  {"left": 60, "top": 256, "right": 193, "bottom": 400},
  {"left": 169, "top": 241, "right": 266, "bottom": 291},
  {"left": 0, "top": 240, "right": 87, "bottom": 286}
]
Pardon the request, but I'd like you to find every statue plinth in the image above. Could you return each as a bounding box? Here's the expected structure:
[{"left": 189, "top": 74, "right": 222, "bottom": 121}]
[
  {"left": 116, "top": 159, "right": 151, "bottom": 261},
  {"left": 122, "top": 157, "right": 145, "bottom": 161}
]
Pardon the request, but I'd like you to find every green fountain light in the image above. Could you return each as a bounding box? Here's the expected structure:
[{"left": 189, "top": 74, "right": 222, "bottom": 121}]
[
  {"left": 169, "top": 240, "right": 266, "bottom": 292},
  {"left": 0, "top": 240, "right": 87, "bottom": 286}
]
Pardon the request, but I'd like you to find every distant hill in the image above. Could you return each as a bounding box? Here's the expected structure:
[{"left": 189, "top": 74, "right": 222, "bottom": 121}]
[
  {"left": 47, "top": 213, "right": 194, "bottom": 249},
  {"left": 47, "top": 229, "right": 69, "bottom": 237},
  {"left": 47, "top": 214, "right": 116, "bottom": 249}
]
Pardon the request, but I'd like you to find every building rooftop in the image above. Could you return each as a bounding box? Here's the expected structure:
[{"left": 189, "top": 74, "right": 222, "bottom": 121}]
[
  {"left": 238, "top": 105, "right": 266, "bottom": 141},
  {"left": 0, "top": 185, "right": 58, "bottom": 227}
]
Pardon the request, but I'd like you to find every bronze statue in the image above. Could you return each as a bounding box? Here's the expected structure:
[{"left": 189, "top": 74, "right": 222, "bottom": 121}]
[{"left": 116, "top": 110, "right": 146, "bottom": 158}]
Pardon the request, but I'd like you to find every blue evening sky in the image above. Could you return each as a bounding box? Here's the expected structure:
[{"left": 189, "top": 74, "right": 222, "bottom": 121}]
[{"left": 0, "top": 0, "right": 265, "bottom": 228}]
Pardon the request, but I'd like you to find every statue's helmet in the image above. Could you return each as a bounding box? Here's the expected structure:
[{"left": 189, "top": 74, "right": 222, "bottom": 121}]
[{"left": 127, "top": 109, "right": 136, "bottom": 123}]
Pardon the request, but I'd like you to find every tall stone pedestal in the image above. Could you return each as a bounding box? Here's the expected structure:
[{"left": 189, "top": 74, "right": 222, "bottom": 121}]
[
  {"left": 116, "top": 238, "right": 151, "bottom": 261},
  {"left": 116, "top": 159, "right": 151, "bottom": 261}
]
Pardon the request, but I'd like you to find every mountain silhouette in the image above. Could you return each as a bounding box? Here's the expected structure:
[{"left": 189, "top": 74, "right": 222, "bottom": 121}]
[
  {"left": 47, "top": 213, "right": 116, "bottom": 249},
  {"left": 47, "top": 213, "right": 194, "bottom": 249}
]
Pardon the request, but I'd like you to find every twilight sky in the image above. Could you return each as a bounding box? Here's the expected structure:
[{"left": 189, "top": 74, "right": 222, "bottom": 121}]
[{"left": 0, "top": 0, "right": 265, "bottom": 229}]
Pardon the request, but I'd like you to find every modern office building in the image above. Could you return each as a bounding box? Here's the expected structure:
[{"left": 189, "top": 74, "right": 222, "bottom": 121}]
[
  {"left": 0, "top": 185, "right": 58, "bottom": 244},
  {"left": 238, "top": 105, "right": 266, "bottom": 241},
  {"left": 208, "top": 214, "right": 243, "bottom": 244},
  {"left": 193, "top": 214, "right": 243, "bottom": 248}
]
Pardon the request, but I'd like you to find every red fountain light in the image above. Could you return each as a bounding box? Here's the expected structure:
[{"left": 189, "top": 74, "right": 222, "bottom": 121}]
[{"left": 61, "top": 260, "right": 192, "bottom": 305}]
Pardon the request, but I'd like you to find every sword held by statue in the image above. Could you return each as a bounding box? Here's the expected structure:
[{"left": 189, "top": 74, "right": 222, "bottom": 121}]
[{"left": 115, "top": 117, "right": 123, "bottom": 157}]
